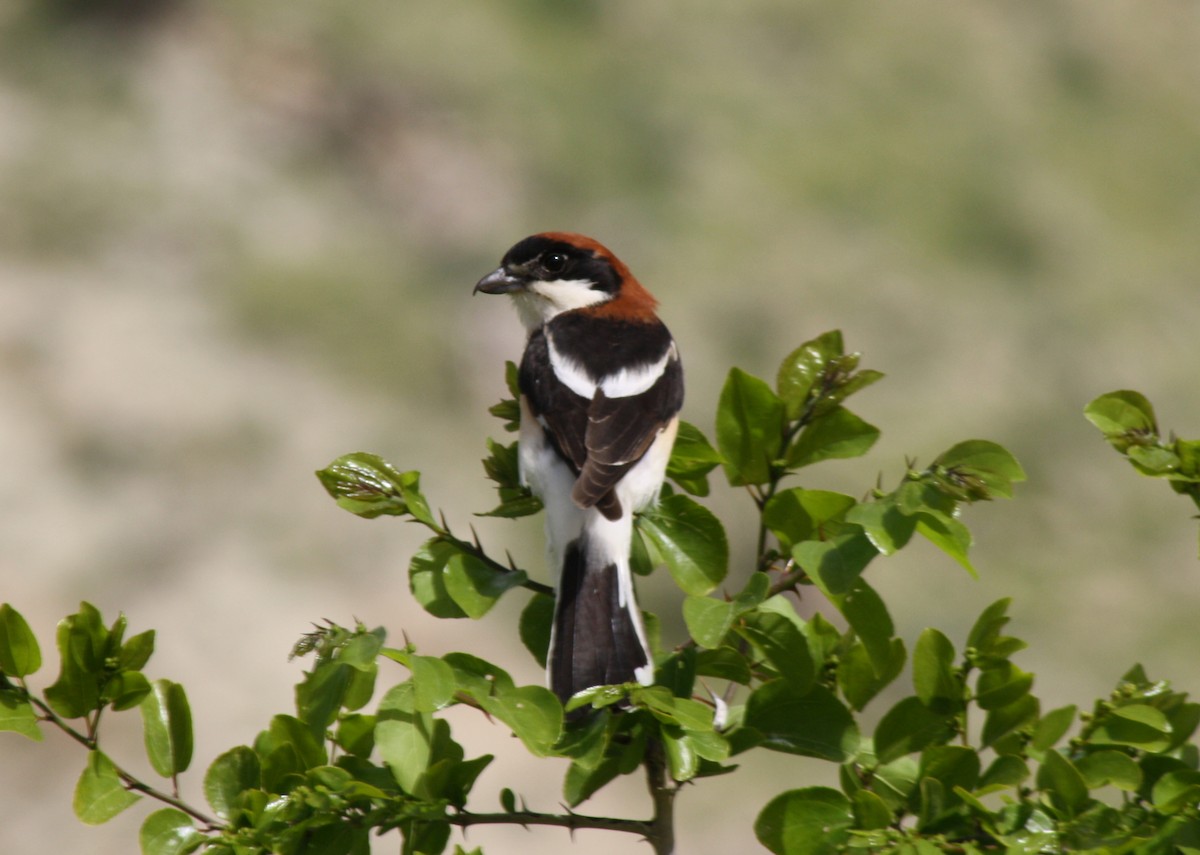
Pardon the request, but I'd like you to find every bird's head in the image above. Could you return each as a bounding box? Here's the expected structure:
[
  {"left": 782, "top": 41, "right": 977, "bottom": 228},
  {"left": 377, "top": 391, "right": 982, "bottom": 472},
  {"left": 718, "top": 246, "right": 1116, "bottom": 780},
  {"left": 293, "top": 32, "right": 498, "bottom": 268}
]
[{"left": 474, "top": 232, "right": 657, "bottom": 329}]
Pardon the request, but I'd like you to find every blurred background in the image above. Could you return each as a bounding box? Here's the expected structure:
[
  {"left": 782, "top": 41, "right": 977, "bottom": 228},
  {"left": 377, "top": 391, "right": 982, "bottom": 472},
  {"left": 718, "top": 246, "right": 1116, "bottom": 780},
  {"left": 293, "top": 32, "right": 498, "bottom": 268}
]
[{"left": 2, "top": 1, "right": 1199, "bottom": 852}]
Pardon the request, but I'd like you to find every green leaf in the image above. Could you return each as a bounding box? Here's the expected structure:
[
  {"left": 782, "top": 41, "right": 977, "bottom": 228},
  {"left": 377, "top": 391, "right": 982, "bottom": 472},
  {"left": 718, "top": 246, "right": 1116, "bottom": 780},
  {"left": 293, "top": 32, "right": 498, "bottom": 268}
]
[
  {"left": 479, "top": 439, "right": 543, "bottom": 517},
  {"left": 1152, "top": 770, "right": 1200, "bottom": 814},
  {"left": 1076, "top": 750, "right": 1142, "bottom": 791},
  {"left": 105, "top": 670, "right": 152, "bottom": 711},
  {"left": 852, "top": 789, "right": 893, "bottom": 830},
  {"left": 735, "top": 610, "right": 815, "bottom": 691},
  {"left": 408, "top": 655, "right": 457, "bottom": 712},
  {"left": 845, "top": 498, "right": 916, "bottom": 555},
  {"left": 874, "top": 696, "right": 957, "bottom": 764},
  {"left": 695, "top": 647, "right": 753, "bottom": 684},
  {"left": 519, "top": 593, "right": 554, "bottom": 668},
  {"left": 409, "top": 539, "right": 469, "bottom": 619},
  {"left": 776, "top": 331, "right": 845, "bottom": 420},
  {"left": 636, "top": 494, "right": 728, "bottom": 594},
  {"left": 443, "top": 552, "right": 527, "bottom": 619},
  {"left": 915, "top": 512, "right": 976, "bottom": 578},
  {"left": 716, "top": 367, "right": 786, "bottom": 486},
  {"left": 755, "top": 786, "right": 854, "bottom": 855},
  {"left": 1037, "top": 749, "right": 1089, "bottom": 816},
  {"left": 481, "top": 685, "right": 562, "bottom": 756},
  {"left": 44, "top": 603, "right": 107, "bottom": 719},
  {"left": 981, "top": 694, "right": 1039, "bottom": 749},
  {"left": 683, "top": 596, "right": 735, "bottom": 649},
  {"left": 975, "top": 662, "right": 1033, "bottom": 710},
  {"left": 764, "top": 488, "right": 857, "bottom": 552},
  {"left": 831, "top": 579, "right": 893, "bottom": 677},
  {"left": 920, "top": 745, "right": 981, "bottom": 802},
  {"left": 203, "top": 745, "right": 260, "bottom": 821},
  {"left": 1031, "top": 705, "right": 1077, "bottom": 754},
  {"left": 837, "top": 638, "right": 906, "bottom": 711},
  {"left": 794, "top": 531, "right": 879, "bottom": 596},
  {"left": 73, "top": 751, "right": 141, "bottom": 825},
  {"left": 913, "top": 629, "right": 959, "bottom": 712},
  {"left": 666, "top": 421, "right": 724, "bottom": 496},
  {"left": 786, "top": 407, "right": 880, "bottom": 469},
  {"left": 315, "top": 452, "right": 419, "bottom": 519},
  {"left": 140, "top": 679, "right": 193, "bottom": 778},
  {"left": 0, "top": 604, "right": 42, "bottom": 677},
  {"left": 139, "top": 808, "right": 205, "bottom": 855},
  {"left": 0, "top": 689, "right": 44, "bottom": 741},
  {"left": 376, "top": 716, "right": 432, "bottom": 794},
  {"left": 980, "top": 754, "right": 1030, "bottom": 792},
  {"left": 967, "top": 598, "right": 1012, "bottom": 652},
  {"left": 1084, "top": 390, "right": 1158, "bottom": 435},
  {"left": 933, "top": 440, "right": 1026, "bottom": 500},
  {"left": 1091, "top": 703, "right": 1173, "bottom": 751},
  {"left": 118, "top": 630, "right": 156, "bottom": 672},
  {"left": 744, "top": 682, "right": 859, "bottom": 761}
]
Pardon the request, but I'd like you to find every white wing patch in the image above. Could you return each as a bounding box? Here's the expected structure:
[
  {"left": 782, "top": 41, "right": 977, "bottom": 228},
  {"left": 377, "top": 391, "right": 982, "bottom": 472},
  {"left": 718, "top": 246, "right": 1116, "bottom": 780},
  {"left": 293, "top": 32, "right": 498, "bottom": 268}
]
[{"left": 548, "top": 338, "right": 675, "bottom": 401}]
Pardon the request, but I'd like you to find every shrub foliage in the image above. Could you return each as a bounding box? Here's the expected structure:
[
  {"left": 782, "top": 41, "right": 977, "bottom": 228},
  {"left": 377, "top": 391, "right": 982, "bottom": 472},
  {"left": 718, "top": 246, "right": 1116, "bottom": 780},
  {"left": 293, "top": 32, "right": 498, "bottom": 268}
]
[{"left": 3, "top": 331, "right": 1199, "bottom": 854}]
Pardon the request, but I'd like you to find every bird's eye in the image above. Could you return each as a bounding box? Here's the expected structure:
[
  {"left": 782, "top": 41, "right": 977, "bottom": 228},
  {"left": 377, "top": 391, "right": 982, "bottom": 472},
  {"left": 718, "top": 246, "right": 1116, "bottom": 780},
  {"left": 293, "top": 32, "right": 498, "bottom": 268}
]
[{"left": 541, "top": 252, "right": 568, "bottom": 276}]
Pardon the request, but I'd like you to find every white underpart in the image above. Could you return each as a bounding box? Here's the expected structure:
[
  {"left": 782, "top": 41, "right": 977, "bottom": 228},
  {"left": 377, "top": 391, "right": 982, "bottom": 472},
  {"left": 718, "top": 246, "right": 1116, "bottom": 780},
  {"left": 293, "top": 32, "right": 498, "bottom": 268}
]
[
  {"left": 509, "top": 278, "right": 608, "bottom": 330},
  {"left": 547, "top": 336, "right": 676, "bottom": 400},
  {"left": 520, "top": 399, "right": 678, "bottom": 689}
]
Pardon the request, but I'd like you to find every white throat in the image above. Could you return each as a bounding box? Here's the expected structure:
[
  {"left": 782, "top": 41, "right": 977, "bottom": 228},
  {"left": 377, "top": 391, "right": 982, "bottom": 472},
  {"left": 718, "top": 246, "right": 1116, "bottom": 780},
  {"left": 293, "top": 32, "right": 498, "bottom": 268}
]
[{"left": 510, "top": 278, "right": 610, "bottom": 330}]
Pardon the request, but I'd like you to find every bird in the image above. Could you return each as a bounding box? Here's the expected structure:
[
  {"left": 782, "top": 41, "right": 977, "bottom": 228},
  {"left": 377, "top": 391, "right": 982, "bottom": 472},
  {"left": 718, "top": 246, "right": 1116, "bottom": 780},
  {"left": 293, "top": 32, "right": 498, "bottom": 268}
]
[{"left": 474, "top": 232, "right": 683, "bottom": 706}]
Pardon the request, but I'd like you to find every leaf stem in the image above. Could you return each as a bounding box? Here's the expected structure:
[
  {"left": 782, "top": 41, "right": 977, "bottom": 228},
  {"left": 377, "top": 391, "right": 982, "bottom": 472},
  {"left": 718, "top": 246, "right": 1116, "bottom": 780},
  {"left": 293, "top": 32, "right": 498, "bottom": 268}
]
[{"left": 25, "top": 690, "right": 223, "bottom": 830}]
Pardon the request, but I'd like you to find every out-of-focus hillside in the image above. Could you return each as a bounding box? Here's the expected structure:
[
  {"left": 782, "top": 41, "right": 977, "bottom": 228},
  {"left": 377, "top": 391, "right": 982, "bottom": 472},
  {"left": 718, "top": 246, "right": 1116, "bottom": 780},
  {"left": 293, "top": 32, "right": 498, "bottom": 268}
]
[{"left": 2, "top": 1, "right": 1199, "bottom": 852}]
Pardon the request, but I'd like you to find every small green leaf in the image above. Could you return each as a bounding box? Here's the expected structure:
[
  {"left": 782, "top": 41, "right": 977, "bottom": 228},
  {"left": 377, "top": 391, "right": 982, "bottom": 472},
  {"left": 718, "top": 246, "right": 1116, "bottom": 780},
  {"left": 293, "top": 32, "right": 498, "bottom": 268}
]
[
  {"left": 74, "top": 751, "right": 141, "bottom": 825},
  {"left": 0, "top": 689, "right": 44, "bottom": 741},
  {"left": 482, "top": 685, "right": 563, "bottom": 757},
  {"left": 0, "top": 604, "right": 41, "bottom": 677},
  {"left": 118, "top": 630, "right": 155, "bottom": 672},
  {"left": 837, "top": 638, "right": 906, "bottom": 712},
  {"left": 763, "top": 488, "right": 856, "bottom": 552},
  {"left": 831, "top": 579, "right": 893, "bottom": 678},
  {"left": 975, "top": 662, "right": 1033, "bottom": 710},
  {"left": 315, "top": 452, "right": 417, "bottom": 519},
  {"left": 755, "top": 786, "right": 854, "bottom": 855},
  {"left": 44, "top": 604, "right": 107, "bottom": 719},
  {"left": 933, "top": 440, "right": 1026, "bottom": 500},
  {"left": 139, "top": 808, "right": 205, "bottom": 855},
  {"left": 967, "top": 598, "right": 1012, "bottom": 652},
  {"left": 1152, "top": 770, "right": 1200, "bottom": 814},
  {"left": 140, "top": 679, "right": 193, "bottom": 778},
  {"left": 915, "top": 512, "right": 976, "bottom": 578},
  {"left": 1031, "top": 705, "right": 1077, "bottom": 754},
  {"left": 1091, "top": 703, "right": 1173, "bottom": 751},
  {"left": 409, "top": 539, "right": 469, "bottom": 619},
  {"left": 912, "top": 629, "right": 959, "bottom": 712},
  {"left": 1084, "top": 390, "right": 1158, "bottom": 436},
  {"left": 716, "top": 368, "right": 786, "bottom": 486},
  {"left": 981, "top": 694, "right": 1039, "bottom": 748},
  {"left": 683, "top": 597, "right": 734, "bottom": 649},
  {"left": 636, "top": 494, "right": 728, "bottom": 595},
  {"left": 203, "top": 745, "right": 260, "bottom": 820},
  {"left": 744, "top": 682, "right": 859, "bottom": 761},
  {"left": 979, "top": 754, "right": 1030, "bottom": 792},
  {"left": 735, "top": 610, "right": 815, "bottom": 692},
  {"left": 376, "top": 716, "right": 432, "bottom": 794},
  {"left": 666, "top": 421, "right": 724, "bottom": 496},
  {"left": 852, "top": 789, "right": 893, "bottom": 831},
  {"left": 105, "top": 670, "right": 152, "bottom": 711},
  {"left": 874, "top": 696, "right": 957, "bottom": 764},
  {"left": 845, "top": 498, "right": 916, "bottom": 555},
  {"left": 1037, "top": 749, "right": 1089, "bottom": 816},
  {"left": 519, "top": 594, "right": 554, "bottom": 668},
  {"left": 920, "top": 745, "right": 981, "bottom": 802},
  {"left": 1077, "top": 750, "right": 1142, "bottom": 791},
  {"left": 786, "top": 407, "right": 880, "bottom": 469},
  {"left": 443, "top": 552, "right": 527, "bottom": 619},
  {"left": 408, "top": 655, "right": 457, "bottom": 712},
  {"left": 776, "top": 330, "right": 845, "bottom": 420},
  {"left": 794, "top": 531, "right": 879, "bottom": 597}
]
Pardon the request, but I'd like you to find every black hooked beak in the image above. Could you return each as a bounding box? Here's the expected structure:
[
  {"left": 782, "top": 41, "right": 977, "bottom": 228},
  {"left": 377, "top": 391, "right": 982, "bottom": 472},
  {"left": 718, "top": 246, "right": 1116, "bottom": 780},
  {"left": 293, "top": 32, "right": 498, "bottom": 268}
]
[{"left": 473, "top": 267, "right": 525, "bottom": 295}]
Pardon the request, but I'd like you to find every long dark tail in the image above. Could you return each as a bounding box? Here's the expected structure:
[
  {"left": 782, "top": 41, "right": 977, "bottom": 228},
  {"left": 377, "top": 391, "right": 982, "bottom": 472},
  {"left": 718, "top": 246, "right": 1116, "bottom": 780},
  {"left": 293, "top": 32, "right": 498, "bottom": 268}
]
[{"left": 548, "top": 532, "right": 652, "bottom": 705}]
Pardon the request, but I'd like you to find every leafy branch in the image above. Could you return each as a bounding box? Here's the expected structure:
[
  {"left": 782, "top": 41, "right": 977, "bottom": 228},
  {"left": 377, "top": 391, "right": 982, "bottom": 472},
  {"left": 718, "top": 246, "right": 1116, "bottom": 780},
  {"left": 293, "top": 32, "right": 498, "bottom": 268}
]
[{"left": 3, "top": 331, "right": 1199, "bottom": 854}]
